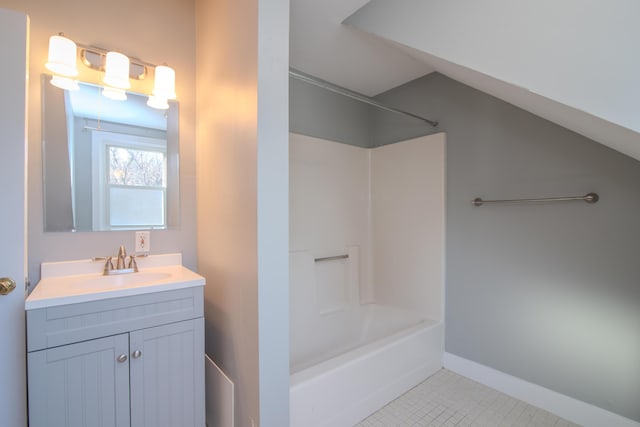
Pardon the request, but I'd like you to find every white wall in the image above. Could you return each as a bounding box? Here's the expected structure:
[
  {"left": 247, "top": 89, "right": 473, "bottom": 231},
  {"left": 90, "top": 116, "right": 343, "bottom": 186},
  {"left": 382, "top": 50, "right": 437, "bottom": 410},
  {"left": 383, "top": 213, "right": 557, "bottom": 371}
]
[
  {"left": 0, "top": 0, "right": 198, "bottom": 284},
  {"left": 256, "top": 1, "right": 290, "bottom": 425},
  {"left": 371, "top": 134, "right": 445, "bottom": 321},
  {"left": 196, "top": 0, "right": 290, "bottom": 425}
]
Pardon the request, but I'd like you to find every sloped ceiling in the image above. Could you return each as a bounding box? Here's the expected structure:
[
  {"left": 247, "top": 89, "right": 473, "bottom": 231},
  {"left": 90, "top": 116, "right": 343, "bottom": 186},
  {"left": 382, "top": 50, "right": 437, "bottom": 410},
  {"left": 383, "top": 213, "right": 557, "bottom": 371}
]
[
  {"left": 289, "top": 0, "right": 433, "bottom": 96},
  {"left": 289, "top": 0, "right": 640, "bottom": 161}
]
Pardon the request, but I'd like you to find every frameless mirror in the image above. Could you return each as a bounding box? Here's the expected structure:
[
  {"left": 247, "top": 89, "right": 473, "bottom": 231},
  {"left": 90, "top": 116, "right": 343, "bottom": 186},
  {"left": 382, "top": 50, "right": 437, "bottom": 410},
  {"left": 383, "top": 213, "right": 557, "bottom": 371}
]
[{"left": 42, "top": 75, "right": 180, "bottom": 232}]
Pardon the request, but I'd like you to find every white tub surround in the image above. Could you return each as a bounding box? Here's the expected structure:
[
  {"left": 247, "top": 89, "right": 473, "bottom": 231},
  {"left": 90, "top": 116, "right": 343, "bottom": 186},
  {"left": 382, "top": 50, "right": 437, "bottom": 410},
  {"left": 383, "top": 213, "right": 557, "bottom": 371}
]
[{"left": 289, "top": 133, "right": 446, "bottom": 426}]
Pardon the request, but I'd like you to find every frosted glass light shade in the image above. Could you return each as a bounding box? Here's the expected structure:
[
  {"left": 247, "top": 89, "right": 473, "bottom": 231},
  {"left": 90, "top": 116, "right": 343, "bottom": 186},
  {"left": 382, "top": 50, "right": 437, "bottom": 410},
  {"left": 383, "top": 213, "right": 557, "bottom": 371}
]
[
  {"left": 46, "top": 35, "right": 78, "bottom": 77},
  {"left": 152, "top": 65, "right": 176, "bottom": 99},
  {"left": 50, "top": 75, "right": 79, "bottom": 91},
  {"left": 147, "top": 95, "right": 169, "bottom": 110},
  {"left": 104, "top": 52, "right": 131, "bottom": 89},
  {"left": 102, "top": 86, "right": 127, "bottom": 101}
]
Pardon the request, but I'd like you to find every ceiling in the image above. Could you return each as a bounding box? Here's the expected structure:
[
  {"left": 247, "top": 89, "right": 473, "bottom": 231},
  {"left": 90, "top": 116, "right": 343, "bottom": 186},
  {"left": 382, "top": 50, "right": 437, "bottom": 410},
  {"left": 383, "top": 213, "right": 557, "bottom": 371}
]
[
  {"left": 290, "top": 0, "right": 640, "bottom": 161},
  {"left": 289, "top": 0, "right": 433, "bottom": 96}
]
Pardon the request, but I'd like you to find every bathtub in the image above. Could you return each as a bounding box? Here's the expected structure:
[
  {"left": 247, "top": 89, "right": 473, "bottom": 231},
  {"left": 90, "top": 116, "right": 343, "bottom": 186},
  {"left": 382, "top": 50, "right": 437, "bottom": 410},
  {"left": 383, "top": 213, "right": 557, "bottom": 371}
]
[{"left": 289, "top": 304, "right": 443, "bottom": 427}]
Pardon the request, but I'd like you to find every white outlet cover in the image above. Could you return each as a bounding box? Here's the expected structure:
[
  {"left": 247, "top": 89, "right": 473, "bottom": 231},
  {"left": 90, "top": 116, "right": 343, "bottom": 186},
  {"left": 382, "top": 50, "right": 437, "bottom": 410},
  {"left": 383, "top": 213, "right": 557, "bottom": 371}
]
[{"left": 135, "top": 231, "right": 150, "bottom": 253}]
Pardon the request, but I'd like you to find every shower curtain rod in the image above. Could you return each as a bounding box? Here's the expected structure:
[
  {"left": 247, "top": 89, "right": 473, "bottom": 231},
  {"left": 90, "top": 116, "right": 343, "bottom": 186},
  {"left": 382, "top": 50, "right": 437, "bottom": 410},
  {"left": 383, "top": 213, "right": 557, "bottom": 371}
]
[{"left": 289, "top": 69, "right": 439, "bottom": 127}]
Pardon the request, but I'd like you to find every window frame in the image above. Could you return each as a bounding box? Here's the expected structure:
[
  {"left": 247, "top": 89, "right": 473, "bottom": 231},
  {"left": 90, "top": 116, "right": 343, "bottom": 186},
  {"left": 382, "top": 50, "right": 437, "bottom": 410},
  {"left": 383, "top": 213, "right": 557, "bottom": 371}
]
[{"left": 91, "top": 130, "right": 167, "bottom": 230}]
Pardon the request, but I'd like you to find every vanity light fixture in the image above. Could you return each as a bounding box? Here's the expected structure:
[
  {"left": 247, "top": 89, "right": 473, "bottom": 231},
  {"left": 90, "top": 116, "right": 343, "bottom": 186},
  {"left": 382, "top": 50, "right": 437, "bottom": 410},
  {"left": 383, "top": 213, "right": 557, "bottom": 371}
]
[
  {"left": 147, "top": 95, "right": 169, "bottom": 110},
  {"left": 49, "top": 75, "right": 80, "bottom": 91},
  {"left": 45, "top": 33, "right": 177, "bottom": 109},
  {"left": 46, "top": 34, "right": 79, "bottom": 91},
  {"left": 146, "top": 65, "right": 176, "bottom": 109},
  {"left": 46, "top": 34, "right": 78, "bottom": 77},
  {"left": 102, "top": 86, "right": 127, "bottom": 101},
  {"left": 103, "top": 51, "right": 131, "bottom": 90},
  {"left": 152, "top": 65, "right": 176, "bottom": 99}
]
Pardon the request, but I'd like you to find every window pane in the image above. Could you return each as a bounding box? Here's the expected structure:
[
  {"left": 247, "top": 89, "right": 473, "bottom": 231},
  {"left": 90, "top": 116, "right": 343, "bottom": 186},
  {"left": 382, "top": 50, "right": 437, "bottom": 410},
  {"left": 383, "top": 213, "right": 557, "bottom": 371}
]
[
  {"left": 110, "top": 187, "right": 165, "bottom": 226},
  {"left": 109, "top": 146, "right": 165, "bottom": 186}
]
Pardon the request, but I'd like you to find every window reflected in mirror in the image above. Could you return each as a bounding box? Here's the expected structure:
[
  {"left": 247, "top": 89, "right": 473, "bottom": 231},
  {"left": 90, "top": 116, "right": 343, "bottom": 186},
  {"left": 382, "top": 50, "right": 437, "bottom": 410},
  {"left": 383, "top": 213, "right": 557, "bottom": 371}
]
[{"left": 42, "top": 75, "right": 180, "bottom": 232}]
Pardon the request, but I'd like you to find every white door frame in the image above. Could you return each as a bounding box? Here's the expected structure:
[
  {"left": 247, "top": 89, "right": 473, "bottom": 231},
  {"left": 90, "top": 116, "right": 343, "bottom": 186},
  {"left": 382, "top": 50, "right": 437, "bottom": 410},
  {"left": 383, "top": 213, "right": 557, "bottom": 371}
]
[{"left": 0, "top": 8, "right": 28, "bottom": 427}]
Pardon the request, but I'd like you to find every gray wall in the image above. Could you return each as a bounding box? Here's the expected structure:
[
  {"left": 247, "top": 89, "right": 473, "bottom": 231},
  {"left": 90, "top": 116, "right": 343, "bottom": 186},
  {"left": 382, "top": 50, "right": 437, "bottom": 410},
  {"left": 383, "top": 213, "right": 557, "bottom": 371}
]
[
  {"left": 289, "top": 75, "right": 435, "bottom": 148},
  {"left": 290, "top": 72, "right": 640, "bottom": 421},
  {"left": 42, "top": 82, "right": 74, "bottom": 232},
  {"left": 290, "top": 77, "right": 374, "bottom": 147},
  {"left": 376, "top": 73, "right": 640, "bottom": 422}
]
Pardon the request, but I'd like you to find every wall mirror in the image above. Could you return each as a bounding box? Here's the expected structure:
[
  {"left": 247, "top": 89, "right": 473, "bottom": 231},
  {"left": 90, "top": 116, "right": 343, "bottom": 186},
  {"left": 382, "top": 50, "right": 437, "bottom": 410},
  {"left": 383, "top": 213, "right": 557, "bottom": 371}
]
[{"left": 42, "top": 74, "right": 180, "bottom": 232}]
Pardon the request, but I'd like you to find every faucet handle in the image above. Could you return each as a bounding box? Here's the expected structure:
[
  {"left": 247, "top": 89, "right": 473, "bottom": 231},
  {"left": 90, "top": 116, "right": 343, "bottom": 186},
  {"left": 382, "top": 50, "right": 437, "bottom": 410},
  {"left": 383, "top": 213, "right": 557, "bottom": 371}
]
[
  {"left": 128, "top": 255, "right": 139, "bottom": 272},
  {"left": 103, "top": 256, "right": 114, "bottom": 275}
]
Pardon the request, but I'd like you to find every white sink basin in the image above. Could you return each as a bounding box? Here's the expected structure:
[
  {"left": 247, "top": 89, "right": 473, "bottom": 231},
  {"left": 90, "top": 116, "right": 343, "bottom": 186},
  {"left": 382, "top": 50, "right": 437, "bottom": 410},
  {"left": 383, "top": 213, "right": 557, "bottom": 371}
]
[
  {"left": 67, "top": 271, "right": 172, "bottom": 290},
  {"left": 26, "top": 254, "right": 205, "bottom": 310}
]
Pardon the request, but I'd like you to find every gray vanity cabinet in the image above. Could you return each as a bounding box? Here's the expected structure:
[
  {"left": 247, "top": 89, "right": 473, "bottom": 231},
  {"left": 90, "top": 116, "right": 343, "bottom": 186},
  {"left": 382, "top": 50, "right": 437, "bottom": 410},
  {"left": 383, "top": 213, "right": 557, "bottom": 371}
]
[
  {"left": 26, "top": 287, "right": 205, "bottom": 427},
  {"left": 27, "top": 333, "right": 131, "bottom": 427},
  {"left": 129, "top": 319, "right": 204, "bottom": 427}
]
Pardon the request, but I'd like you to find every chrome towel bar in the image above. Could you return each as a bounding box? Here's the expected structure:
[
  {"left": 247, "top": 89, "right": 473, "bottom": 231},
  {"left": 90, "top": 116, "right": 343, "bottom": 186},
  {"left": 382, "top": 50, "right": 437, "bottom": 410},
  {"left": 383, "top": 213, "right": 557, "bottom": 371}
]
[
  {"left": 314, "top": 254, "right": 349, "bottom": 262},
  {"left": 472, "top": 192, "right": 599, "bottom": 207}
]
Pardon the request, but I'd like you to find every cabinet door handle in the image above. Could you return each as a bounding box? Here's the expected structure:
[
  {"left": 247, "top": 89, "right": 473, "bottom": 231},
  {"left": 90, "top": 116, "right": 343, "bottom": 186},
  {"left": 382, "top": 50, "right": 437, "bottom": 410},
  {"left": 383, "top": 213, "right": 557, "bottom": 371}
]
[
  {"left": 132, "top": 350, "right": 142, "bottom": 359},
  {"left": 117, "top": 354, "right": 128, "bottom": 363}
]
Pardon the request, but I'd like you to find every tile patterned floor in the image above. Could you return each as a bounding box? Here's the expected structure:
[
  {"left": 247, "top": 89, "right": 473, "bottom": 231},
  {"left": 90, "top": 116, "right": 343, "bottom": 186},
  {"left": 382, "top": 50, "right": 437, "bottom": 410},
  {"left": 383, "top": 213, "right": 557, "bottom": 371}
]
[{"left": 355, "top": 369, "right": 581, "bottom": 427}]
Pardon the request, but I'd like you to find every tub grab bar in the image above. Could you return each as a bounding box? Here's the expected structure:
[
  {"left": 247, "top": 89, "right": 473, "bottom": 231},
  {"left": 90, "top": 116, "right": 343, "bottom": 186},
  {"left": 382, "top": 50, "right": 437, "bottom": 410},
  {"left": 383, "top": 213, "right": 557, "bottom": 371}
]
[
  {"left": 472, "top": 192, "right": 599, "bottom": 207},
  {"left": 314, "top": 254, "right": 349, "bottom": 262}
]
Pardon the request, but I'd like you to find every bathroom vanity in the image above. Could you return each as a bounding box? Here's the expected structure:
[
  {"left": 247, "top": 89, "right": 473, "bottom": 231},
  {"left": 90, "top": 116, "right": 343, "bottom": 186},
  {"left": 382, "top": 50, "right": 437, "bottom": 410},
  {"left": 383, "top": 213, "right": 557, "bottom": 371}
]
[{"left": 25, "top": 253, "right": 205, "bottom": 427}]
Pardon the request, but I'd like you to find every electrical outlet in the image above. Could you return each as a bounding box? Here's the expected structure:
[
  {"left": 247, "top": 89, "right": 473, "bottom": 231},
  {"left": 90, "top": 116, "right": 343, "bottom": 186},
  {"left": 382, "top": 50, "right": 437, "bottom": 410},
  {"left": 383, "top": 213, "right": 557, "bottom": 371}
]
[{"left": 135, "top": 231, "right": 150, "bottom": 253}]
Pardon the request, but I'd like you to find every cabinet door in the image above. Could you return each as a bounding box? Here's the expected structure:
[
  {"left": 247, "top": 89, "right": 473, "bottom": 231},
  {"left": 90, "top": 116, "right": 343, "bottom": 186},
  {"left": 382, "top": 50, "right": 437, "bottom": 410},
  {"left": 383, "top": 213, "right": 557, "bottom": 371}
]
[
  {"left": 130, "top": 318, "right": 205, "bottom": 427},
  {"left": 27, "top": 334, "right": 131, "bottom": 427}
]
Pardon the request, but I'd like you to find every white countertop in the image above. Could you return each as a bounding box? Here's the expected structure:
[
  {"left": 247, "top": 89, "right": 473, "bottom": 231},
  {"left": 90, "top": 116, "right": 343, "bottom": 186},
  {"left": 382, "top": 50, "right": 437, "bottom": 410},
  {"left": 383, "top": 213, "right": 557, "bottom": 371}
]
[{"left": 26, "top": 253, "right": 205, "bottom": 310}]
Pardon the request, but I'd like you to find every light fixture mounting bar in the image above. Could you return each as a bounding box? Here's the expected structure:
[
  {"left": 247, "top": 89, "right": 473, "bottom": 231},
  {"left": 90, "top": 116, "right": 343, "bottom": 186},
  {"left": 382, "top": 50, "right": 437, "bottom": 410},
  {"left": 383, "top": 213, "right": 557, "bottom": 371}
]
[{"left": 78, "top": 44, "right": 153, "bottom": 81}]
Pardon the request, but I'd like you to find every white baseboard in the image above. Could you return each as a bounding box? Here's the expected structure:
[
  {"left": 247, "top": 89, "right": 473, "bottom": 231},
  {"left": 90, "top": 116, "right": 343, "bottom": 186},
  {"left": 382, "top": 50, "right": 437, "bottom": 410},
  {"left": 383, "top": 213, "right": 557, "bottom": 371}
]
[{"left": 443, "top": 352, "right": 639, "bottom": 427}]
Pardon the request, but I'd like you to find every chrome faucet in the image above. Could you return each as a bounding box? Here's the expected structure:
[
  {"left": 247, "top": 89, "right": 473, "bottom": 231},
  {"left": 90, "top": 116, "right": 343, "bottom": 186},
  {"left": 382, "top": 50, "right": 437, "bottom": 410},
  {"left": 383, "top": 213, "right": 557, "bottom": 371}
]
[{"left": 116, "top": 245, "right": 127, "bottom": 270}]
